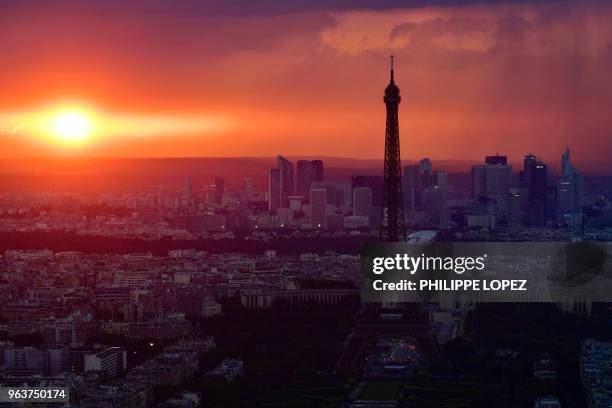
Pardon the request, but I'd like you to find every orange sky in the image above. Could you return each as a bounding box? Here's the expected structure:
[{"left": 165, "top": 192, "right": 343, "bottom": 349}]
[{"left": 1, "top": 0, "right": 612, "bottom": 167}]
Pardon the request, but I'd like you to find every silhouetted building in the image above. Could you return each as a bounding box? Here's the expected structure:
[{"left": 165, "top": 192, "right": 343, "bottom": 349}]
[
  {"left": 352, "top": 175, "right": 383, "bottom": 207},
  {"left": 472, "top": 155, "right": 513, "bottom": 221},
  {"left": 183, "top": 176, "right": 192, "bottom": 197},
  {"left": 403, "top": 165, "right": 418, "bottom": 210},
  {"left": 521, "top": 154, "right": 554, "bottom": 225},
  {"left": 310, "top": 188, "right": 327, "bottom": 229},
  {"left": 214, "top": 178, "right": 225, "bottom": 196},
  {"left": 404, "top": 161, "right": 446, "bottom": 214},
  {"left": 277, "top": 155, "right": 294, "bottom": 208},
  {"left": 353, "top": 187, "right": 373, "bottom": 218},
  {"left": 297, "top": 160, "right": 324, "bottom": 198},
  {"left": 311, "top": 181, "right": 351, "bottom": 206},
  {"left": 268, "top": 168, "right": 281, "bottom": 212},
  {"left": 243, "top": 177, "right": 253, "bottom": 194},
  {"left": 485, "top": 155, "right": 508, "bottom": 165},
  {"left": 557, "top": 148, "right": 583, "bottom": 227}
]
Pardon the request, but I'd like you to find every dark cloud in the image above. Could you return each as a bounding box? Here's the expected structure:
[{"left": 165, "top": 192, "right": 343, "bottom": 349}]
[
  {"left": 490, "top": 15, "right": 532, "bottom": 53},
  {"left": 1, "top": 0, "right": 574, "bottom": 16}
]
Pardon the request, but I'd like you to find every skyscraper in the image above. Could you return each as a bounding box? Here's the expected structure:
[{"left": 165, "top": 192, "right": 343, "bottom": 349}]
[
  {"left": 485, "top": 155, "right": 508, "bottom": 165},
  {"left": 557, "top": 148, "right": 583, "bottom": 227},
  {"left": 310, "top": 188, "right": 327, "bottom": 229},
  {"left": 353, "top": 187, "right": 373, "bottom": 218},
  {"left": 471, "top": 155, "right": 513, "bottom": 220},
  {"left": 214, "top": 178, "right": 225, "bottom": 196},
  {"left": 268, "top": 168, "right": 281, "bottom": 212},
  {"left": 183, "top": 176, "right": 193, "bottom": 208},
  {"left": 214, "top": 177, "right": 225, "bottom": 203},
  {"left": 297, "top": 160, "right": 324, "bottom": 198},
  {"left": 183, "top": 176, "right": 192, "bottom": 197},
  {"left": 403, "top": 165, "right": 418, "bottom": 210},
  {"left": 404, "top": 162, "right": 446, "bottom": 213},
  {"left": 351, "top": 175, "right": 383, "bottom": 207},
  {"left": 380, "top": 56, "right": 406, "bottom": 242},
  {"left": 521, "top": 154, "right": 551, "bottom": 226},
  {"left": 243, "top": 177, "right": 253, "bottom": 194},
  {"left": 277, "top": 155, "right": 294, "bottom": 208}
]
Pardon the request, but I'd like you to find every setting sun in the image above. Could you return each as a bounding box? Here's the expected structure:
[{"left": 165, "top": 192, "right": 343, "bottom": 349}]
[{"left": 52, "top": 111, "right": 92, "bottom": 143}]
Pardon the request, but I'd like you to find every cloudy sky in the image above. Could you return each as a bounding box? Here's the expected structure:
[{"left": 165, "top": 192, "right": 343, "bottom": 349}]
[{"left": 0, "top": 0, "right": 611, "bottom": 168}]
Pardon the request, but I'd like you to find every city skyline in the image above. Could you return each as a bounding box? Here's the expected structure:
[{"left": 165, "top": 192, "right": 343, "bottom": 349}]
[
  {"left": 1, "top": 0, "right": 612, "bottom": 165},
  {"left": 2, "top": 2, "right": 612, "bottom": 407}
]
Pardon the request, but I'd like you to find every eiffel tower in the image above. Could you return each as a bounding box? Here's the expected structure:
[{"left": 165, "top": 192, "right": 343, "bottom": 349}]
[
  {"left": 380, "top": 55, "right": 406, "bottom": 242},
  {"left": 335, "top": 58, "right": 440, "bottom": 376}
]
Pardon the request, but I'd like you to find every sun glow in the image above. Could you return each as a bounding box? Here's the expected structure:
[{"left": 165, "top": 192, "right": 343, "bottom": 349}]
[
  {"left": 52, "top": 110, "right": 92, "bottom": 144},
  {"left": 0, "top": 103, "right": 233, "bottom": 153}
]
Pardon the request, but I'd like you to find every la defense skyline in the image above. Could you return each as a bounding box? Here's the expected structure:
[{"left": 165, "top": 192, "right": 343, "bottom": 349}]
[{"left": 264, "top": 58, "right": 585, "bottom": 234}]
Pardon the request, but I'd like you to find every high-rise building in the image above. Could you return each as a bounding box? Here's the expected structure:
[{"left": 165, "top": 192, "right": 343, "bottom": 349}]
[
  {"left": 268, "top": 168, "right": 281, "bottom": 212},
  {"left": 297, "top": 160, "right": 324, "bottom": 198},
  {"left": 311, "top": 181, "right": 351, "bottom": 206},
  {"left": 434, "top": 170, "right": 448, "bottom": 190},
  {"left": 277, "top": 155, "right": 294, "bottom": 208},
  {"left": 243, "top": 177, "right": 253, "bottom": 194},
  {"left": 310, "top": 188, "right": 327, "bottom": 229},
  {"left": 183, "top": 176, "right": 194, "bottom": 208},
  {"left": 485, "top": 155, "right": 508, "bottom": 165},
  {"left": 214, "top": 178, "right": 225, "bottom": 196},
  {"left": 351, "top": 175, "right": 383, "bottom": 207},
  {"left": 403, "top": 165, "right": 418, "bottom": 210},
  {"left": 418, "top": 158, "right": 433, "bottom": 175},
  {"left": 422, "top": 170, "right": 448, "bottom": 215},
  {"left": 403, "top": 162, "right": 445, "bottom": 212},
  {"left": 557, "top": 148, "right": 583, "bottom": 227},
  {"left": 521, "top": 154, "right": 552, "bottom": 226},
  {"left": 472, "top": 155, "right": 513, "bottom": 220},
  {"left": 353, "top": 187, "right": 373, "bottom": 218},
  {"left": 183, "top": 176, "right": 192, "bottom": 197}
]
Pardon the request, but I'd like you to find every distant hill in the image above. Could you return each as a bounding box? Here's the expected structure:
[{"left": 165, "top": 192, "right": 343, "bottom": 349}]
[{"left": 0, "top": 156, "right": 607, "bottom": 192}]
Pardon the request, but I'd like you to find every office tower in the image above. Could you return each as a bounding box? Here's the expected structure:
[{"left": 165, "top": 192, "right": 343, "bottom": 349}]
[
  {"left": 214, "top": 178, "right": 225, "bottom": 196},
  {"left": 403, "top": 162, "right": 445, "bottom": 212},
  {"left": 432, "top": 170, "right": 448, "bottom": 204},
  {"left": 310, "top": 188, "right": 327, "bottom": 229},
  {"left": 297, "top": 160, "right": 324, "bottom": 198},
  {"left": 421, "top": 170, "right": 448, "bottom": 215},
  {"left": 557, "top": 148, "right": 583, "bottom": 226},
  {"left": 243, "top": 177, "right": 253, "bottom": 194},
  {"left": 268, "top": 168, "right": 281, "bottom": 212},
  {"left": 472, "top": 155, "right": 513, "bottom": 220},
  {"left": 277, "top": 155, "right": 294, "bottom": 208},
  {"left": 380, "top": 56, "right": 406, "bottom": 241},
  {"left": 351, "top": 175, "right": 383, "bottom": 207},
  {"left": 183, "top": 176, "right": 192, "bottom": 197},
  {"left": 311, "top": 160, "right": 324, "bottom": 184},
  {"left": 507, "top": 188, "right": 527, "bottom": 227},
  {"left": 418, "top": 158, "right": 433, "bottom": 175},
  {"left": 434, "top": 170, "right": 447, "bottom": 189},
  {"left": 311, "top": 181, "right": 351, "bottom": 206},
  {"left": 353, "top": 187, "right": 373, "bottom": 217},
  {"left": 521, "top": 154, "right": 550, "bottom": 226},
  {"left": 485, "top": 155, "right": 507, "bottom": 165},
  {"left": 403, "top": 165, "right": 418, "bottom": 210}
]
